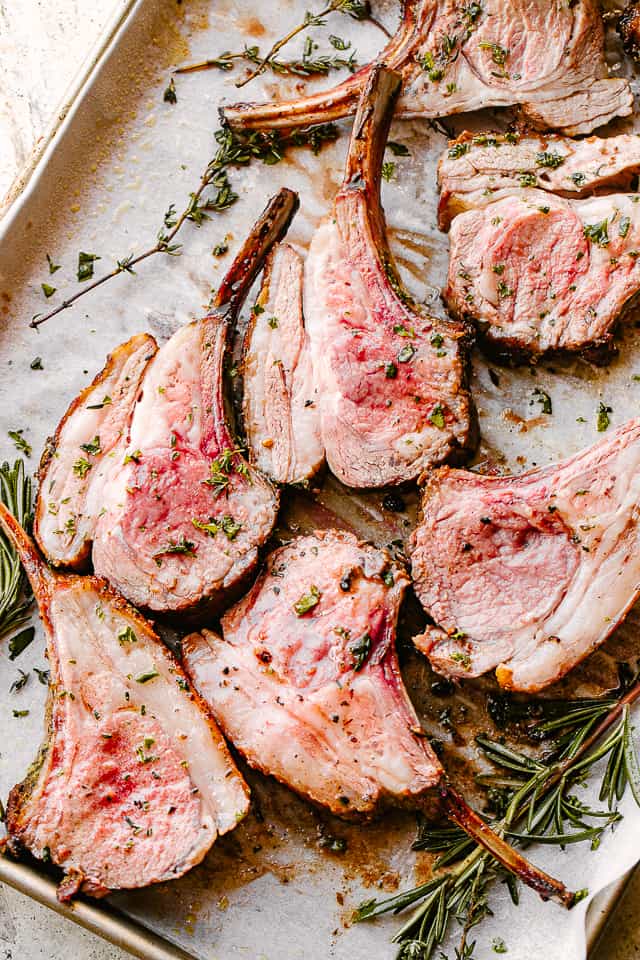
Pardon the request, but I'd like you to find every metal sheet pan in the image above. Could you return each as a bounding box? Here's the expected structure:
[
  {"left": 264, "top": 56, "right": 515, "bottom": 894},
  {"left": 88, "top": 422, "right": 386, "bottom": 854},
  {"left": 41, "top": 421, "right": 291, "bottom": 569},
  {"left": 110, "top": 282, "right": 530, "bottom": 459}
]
[{"left": 0, "top": 1, "right": 639, "bottom": 957}]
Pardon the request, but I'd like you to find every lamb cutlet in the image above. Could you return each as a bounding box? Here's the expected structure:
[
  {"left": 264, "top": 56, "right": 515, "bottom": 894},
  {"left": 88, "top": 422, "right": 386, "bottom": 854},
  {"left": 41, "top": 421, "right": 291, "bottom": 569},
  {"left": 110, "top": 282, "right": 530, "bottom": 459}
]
[
  {"left": 183, "top": 529, "right": 575, "bottom": 906},
  {"left": 445, "top": 188, "right": 640, "bottom": 363},
  {"left": 39, "top": 190, "right": 298, "bottom": 615},
  {"left": 438, "top": 131, "right": 640, "bottom": 230},
  {"left": 410, "top": 419, "right": 640, "bottom": 692},
  {"left": 35, "top": 334, "right": 158, "bottom": 570},
  {"left": 305, "top": 65, "right": 476, "bottom": 488},
  {"left": 242, "top": 242, "right": 324, "bottom": 485},
  {"left": 223, "top": 0, "right": 632, "bottom": 137},
  {"left": 0, "top": 504, "right": 249, "bottom": 901}
]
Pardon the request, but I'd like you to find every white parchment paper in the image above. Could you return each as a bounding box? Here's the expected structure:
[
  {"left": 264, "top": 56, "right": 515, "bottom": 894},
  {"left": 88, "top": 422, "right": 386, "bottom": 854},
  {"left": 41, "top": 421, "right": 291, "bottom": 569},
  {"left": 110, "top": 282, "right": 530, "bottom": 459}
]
[{"left": 1, "top": 1, "right": 640, "bottom": 957}]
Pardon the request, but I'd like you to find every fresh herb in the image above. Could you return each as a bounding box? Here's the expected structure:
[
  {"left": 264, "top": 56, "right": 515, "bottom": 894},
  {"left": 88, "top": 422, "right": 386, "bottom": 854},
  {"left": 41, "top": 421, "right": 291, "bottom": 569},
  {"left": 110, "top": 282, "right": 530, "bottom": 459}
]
[
  {"left": 117, "top": 625, "right": 137, "bottom": 645},
  {"left": 518, "top": 172, "right": 537, "bottom": 187},
  {"left": 267, "top": 316, "right": 279, "bottom": 329},
  {"left": 397, "top": 343, "right": 415, "bottom": 364},
  {"left": 451, "top": 651, "right": 471, "bottom": 670},
  {"left": 0, "top": 460, "right": 34, "bottom": 645},
  {"left": 571, "top": 172, "right": 586, "bottom": 187},
  {"left": 497, "top": 281, "right": 513, "bottom": 299},
  {"left": 72, "top": 457, "right": 92, "bottom": 479},
  {"left": 135, "top": 669, "right": 159, "bottom": 684},
  {"left": 8, "top": 430, "right": 31, "bottom": 457},
  {"left": 597, "top": 402, "right": 611, "bottom": 432},
  {"left": 357, "top": 671, "right": 640, "bottom": 958},
  {"left": 388, "top": 141, "right": 410, "bottom": 156},
  {"left": 12, "top": 709, "right": 29, "bottom": 718},
  {"left": 532, "top": 387, "right": 552, "bottom": 415},
  {"left": 123, "top": 450, "right": 142, "bottom": 465},
  {"left": 448, "top": 143, "right": 470, "bottom": 160},
  {"left": 394, "top": 324, "right": 415, "bottom": 338},
  {"left": 30, "top": 357, "right": 43, "bottom": 370},
  {"left": 152, "top": 535, "right": 197, "bottom": 560},
  {"left": 350, "top": 632, "right": 371, "bottom": 671},
  {"left": 80, "top": 436, "right": 101, "bottom": 456},
  {"left": 192, "top": 515, "right": 242, "bottom": 540},
  {"left": 429, "top": 403, "right": 446, "bottom": 429},
  {"left": 213, "top": 241, "right": 229, "bottom": 256},
  {"left": 478, "top": 40, "right": 509, "bottom": 75},
  {"left": 204, "top": 446, "right": 250, "bottom": 497},
  {"left": 86, "top": 395, "right": 112, "bottom": 410},
  {"left": 41, "top": 283, "right": 56, "bottom": 299},
  {"left": 46, "top": 254, "right": 61, "bottom": 274},
  {"left": 77, "top": 252, "right": 101, "bottom": 282},
  {"left": 294, "top": 585, "right": 321, "bottom": 616},
  {"left": 32, "top": 123, "right": 339, "bottom": 328},
  {"left": 535, "top": 151, "right": 565, "bottom": 169},
  {"left": 34, "top": 667, "right": 50, "bottom": 685},
  {"left": 381, "top": 161, "right": 395, "bottom": 182},
  {"left": 583, "top": 220, "right": 609, "bottom": 246},
  {"left": 163, "top": 77, "right": 177, "bottom": 103},
  {"left": 385, "top": 361, "right": 398, "bottom": 379},
  {"left": 10, "top": 669, "right": 29, "bottom": 693},
  {"left": 619, "top": 216, "right": 631, "bottom": 239},
  {"left": 431, "top": 333, "right": 444, "bottom": 348}
]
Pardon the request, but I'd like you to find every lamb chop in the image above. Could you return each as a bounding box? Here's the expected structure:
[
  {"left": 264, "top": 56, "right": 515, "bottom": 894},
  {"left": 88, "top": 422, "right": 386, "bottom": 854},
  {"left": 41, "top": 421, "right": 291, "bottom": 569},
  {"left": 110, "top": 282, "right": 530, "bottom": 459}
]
[
  {"left": 40, "top": 189, "right": 298, "bottom": 615},
  {"left": 304, "top": 65, "right": 476, "bottom": 488},
  {"left": 182, "top": 529, "right": 575, "bottom": 906},
  {"left": 35, "top": 334, "right": 158, "bottom": 570},
  {"left": 223, "top": 0, "right": 632, "bottom": 137},
  {"left": 445, "top": 188, "right": 640, "bottom": 363},
  {"left": 438, "top": 131, "right": 640, "bottom": 230},
  {"left": 410, "top": 419, "right": 640, "bottom": 692},
  {"left": 0, "top": 504, "right": 249, "bottom": 901},
  {"left": 242, "top": 242, "right": 324, "bottom": 485}
]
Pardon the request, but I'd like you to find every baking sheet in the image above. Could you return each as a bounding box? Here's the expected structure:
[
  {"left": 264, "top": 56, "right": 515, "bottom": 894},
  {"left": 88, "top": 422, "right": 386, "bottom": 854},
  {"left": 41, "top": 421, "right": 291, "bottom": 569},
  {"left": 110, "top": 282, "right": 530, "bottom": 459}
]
[{"left": 1, "top": 1, "right": 640, "bottom": 957}]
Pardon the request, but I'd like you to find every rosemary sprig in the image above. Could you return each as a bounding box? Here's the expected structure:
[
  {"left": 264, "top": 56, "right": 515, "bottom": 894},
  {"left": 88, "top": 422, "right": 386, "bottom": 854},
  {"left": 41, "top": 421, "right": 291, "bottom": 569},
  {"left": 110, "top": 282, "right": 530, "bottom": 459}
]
[
  {"left": 30, "top": 122, "right": 338, "bottom": 329},
  {"left": 0, "top": 460, "right": 34, "bottom": 642},
  {"left": 232, "top": 0, "right": 371, "bottom": 89},
  {"left": 175, "top": 38, "right": 358, "bottom": 78},
  {"left": 356, "top": 671, "right": 640, "bottom": 958}
]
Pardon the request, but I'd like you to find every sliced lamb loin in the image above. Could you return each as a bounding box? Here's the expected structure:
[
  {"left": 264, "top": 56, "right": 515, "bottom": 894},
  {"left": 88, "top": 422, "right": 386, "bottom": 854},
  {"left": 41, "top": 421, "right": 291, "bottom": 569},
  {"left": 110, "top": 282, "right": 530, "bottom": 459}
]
[
  {"left": 410, "top": 419, "right": 640, "bottom": 692},
  {"left": 0, "top": 504, "right": 249, "bottom": 901},
  {"left": 438, "top": 131, "right": 640, "bottom": 230},
  {"left": 34, "top": 334, "right": 157, "bottom": 569},
  {"left": 183, "top": 529, "right": 575, "bottom": 906},
  {"left": 305, "top": 65, "right": 476, "bottom": 488},
  {"left": 242, "top": 242, "right": 324, "bottom": 485},
  {"left": 223, "top": 0, "right": 632, "bottom": 137},
  {"left": 44, "top": 189, "right": 297, "bottom": 615},
  {"left": 445, "top": 190, "right": 640, "bottom": 363}
]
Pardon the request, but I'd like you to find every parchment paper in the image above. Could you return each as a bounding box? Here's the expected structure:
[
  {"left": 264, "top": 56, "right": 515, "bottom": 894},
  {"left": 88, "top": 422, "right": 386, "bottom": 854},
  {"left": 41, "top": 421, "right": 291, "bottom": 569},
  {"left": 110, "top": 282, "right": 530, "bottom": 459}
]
[{"left": 1, "top": 1, "right": 640, "bottom": 957}]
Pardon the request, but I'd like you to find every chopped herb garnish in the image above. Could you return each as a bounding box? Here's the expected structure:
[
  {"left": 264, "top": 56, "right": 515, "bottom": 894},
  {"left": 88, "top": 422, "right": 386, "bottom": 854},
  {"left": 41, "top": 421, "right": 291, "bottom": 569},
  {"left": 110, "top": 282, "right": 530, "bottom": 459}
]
[
  {"left": 387, "top": 141, "right": 410, "bottom": 156},
  {"left": 350, "top": 633, "right": 372, "bottom": 671},
  {"left": 86, "top": 395, "right": 112, "bottom": 410},
  {"left": 10, "top": 669, "right": 29, "bottom": 693},
  {"left": 398, "top": 344, "right": 415, "bottom": 363},
  {"left": 123, "top": 449, "right": 142, "bottom": 465},
  {"left": 532, "top": 387, "right": 552, "bottom": 415},
  {"left": 381, "top": 161, "right": 395, "bottom": 182},
  {"left": 448, "top": 142, "right": 470, "bottom": 160},
  {"left": 163, "top": 77, "right": 177, "bottom": 103},
  {"left": 204, "top": 447, "right": 250, "bottom": 497},
  {"left": 429, "top": 403, "right": 446, "bottom": 429},
  {"left": 597, "top": 402, "right": 611, "bottom": 432},
  {"left": 535, "top": 151, "right": 565, "bottom": 169},
  {"left": 450, "top": 651, "right": 471, "bottom": 670},
  {"left": 12, "top": 709, "right": 29, "bottom": 718},
  {"left": 80, "top": 435, "right": 101, "bottom": 455},
  {"left": 571, "top": 172, "right": 586, "bottom": 187},
  {"left": 385, "top": 361, "right": 398, "bottom": 379},
  {"left": 30, "top": 357, "right": 43, "bottom": 370},
  {"left": 518, "top": 172, "right": 537, "bottom": 187},
  {"left": 72, "top": 458, "right": 92, "bottom": 479},
  {"left": 619, "top": 216, "right": 631, "bottom": 239},
  {"left": 41, "top": 283, "right": 56, "bottom": 299},
  {"left": 153, "top": 535, "right": 197, "bottom": 560},
  {"left": 117, "top": 625, "right": 137, "bottom": 644},
  {"left": 77, "top": 251, "right": 101, "bottom": 282},
  {"left": 294, "top": 585, "right": 321, "bottom": 616},
  {"left": 492, "top": 937, "right": 508, "bottom": 954},
  {"left": 135, "top": 669, "right": 159, "bottom": 684},
  {"left": 583, "top": 220, "right": 609, "bottom": 246},
  {"left": 497, "top": 281, "right": 514, "bottom": 298},
  {"left": 46, "top": 254, "right": 61, "bottom": 274}
]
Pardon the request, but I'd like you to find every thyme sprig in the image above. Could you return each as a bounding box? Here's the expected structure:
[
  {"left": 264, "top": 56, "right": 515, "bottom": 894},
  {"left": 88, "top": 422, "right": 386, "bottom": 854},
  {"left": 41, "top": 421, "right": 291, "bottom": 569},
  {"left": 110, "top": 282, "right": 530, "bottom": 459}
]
[
  {"left": 30, "top": 122, "right": 338, "bottom": 329},
  {"left": 0, "top": 460, "right": 34, "bottom": 642},
  {"left": 355, "top": 670, "right": 640, "bottom": 958},
  {"left": 232, "top": 0, "right": 372, "bottom": 90},
  {"left": 175, "top": 37, "right": 358, "bottom": 79}
]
